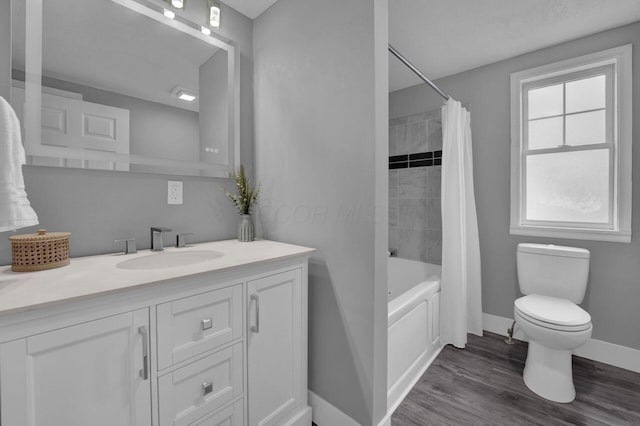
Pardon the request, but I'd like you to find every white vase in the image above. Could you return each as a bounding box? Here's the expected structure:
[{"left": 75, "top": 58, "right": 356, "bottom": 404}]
[{"left": 238, "top": 214, "right": 254, "bottom": 242}]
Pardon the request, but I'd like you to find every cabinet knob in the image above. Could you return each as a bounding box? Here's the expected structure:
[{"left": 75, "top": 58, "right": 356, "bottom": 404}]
[
  {"left": 201, "top": 318, "right": 213, "bottom": 331},
  {"left": 202, "top": 381, "right": 213, "bottom": 396}
]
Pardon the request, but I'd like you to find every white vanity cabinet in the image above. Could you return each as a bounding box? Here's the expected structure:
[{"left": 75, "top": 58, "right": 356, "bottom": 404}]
[
  {"left": 0, "top": 309, "right": 152, "bottom": 426},
  {"left": 0, "top": 241, "right": 314, "bottom": 426},
  {"left": 248, "top": 269, "right": 310, "bottom": 426}
]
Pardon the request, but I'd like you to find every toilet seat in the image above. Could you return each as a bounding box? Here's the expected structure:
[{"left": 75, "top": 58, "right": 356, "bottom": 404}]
[{"left": 515, "top": 295, "right": 591, "bottom": 332}]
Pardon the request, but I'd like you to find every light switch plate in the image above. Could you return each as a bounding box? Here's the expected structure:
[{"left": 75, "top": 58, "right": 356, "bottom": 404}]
[{"left": 167, "top": 181, "right": 183, "bottom": 205}]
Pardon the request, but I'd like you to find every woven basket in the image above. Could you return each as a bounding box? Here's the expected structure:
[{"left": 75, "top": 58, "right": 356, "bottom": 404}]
[{"left": 9, "top": 229, "right": 71, "bottom": 272}]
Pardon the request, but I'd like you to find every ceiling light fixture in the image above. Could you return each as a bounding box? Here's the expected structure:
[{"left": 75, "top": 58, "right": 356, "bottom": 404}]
[
  {"left": 171, "top": 87, "right": 198, "bottom": 102},
  {"left": 170, "top": 0, "right": 185, "bottom": 9},
  {"left": 163, "top": 8, "right": 175, "bottom": 19},
  {"left": 178, "top": 91, "right": 196, "bottom": 102},
  {"left": 201, "top": 26, "right": 211, "bottom": 36},
  {"left": 208, "top": 0, "right": 221, "bottom": 28}
]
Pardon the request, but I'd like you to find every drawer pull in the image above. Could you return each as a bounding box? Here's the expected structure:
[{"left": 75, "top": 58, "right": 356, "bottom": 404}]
[
  {"left": 202, "top": 381, "right": 213, "bottom": 396},
  {"left": 201, "top": 318, "right": 213, "bottom": 331},
  {"left": 250, "top": 293, "right": 260, "bottom": 333},
  {"left": 138, "top": 326, "right": 149, "bottom": 380}
]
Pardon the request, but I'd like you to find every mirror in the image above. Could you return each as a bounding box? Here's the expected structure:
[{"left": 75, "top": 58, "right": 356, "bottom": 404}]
[{"left": 10, "top": 0, "right": 239, "bottom": 177}]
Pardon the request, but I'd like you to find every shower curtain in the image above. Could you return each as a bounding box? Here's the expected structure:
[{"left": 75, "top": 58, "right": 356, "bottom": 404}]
[{"left": 440, "top": 98, "right": 483, "bottom": 348}]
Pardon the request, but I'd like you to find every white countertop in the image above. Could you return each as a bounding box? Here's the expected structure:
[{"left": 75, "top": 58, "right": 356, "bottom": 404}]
[{"left": 0, "top": 239, "right": 315, "bottom": 316}]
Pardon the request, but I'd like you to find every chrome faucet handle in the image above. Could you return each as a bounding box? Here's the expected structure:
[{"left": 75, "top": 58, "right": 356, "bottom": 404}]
[
  {"left": 115, "top": 238, "right": 137, "bottom": 255},
  {"left": 150, "top": 227, "right": 172, "bottom": 251},
  {"left": 176, "top": 233, "right": 193, "bottom": 248}
]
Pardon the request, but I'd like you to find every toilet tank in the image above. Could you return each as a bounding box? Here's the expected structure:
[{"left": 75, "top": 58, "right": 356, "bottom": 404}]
[{"left": 517, "top": 243, "right": 590, "bottom": 304}]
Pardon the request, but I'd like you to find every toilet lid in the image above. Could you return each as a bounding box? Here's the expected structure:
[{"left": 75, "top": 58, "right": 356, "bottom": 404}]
[{"left": 515, "top": 295, "right": 591, "bottom": 329}]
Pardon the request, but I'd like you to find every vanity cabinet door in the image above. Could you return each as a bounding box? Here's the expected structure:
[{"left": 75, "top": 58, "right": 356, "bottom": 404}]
[
  {"left": 0, "top": 309, "right": 152, "bottom": 426},
  {"left": 247, "top": 268, "right": 309, "bottom": 426}
]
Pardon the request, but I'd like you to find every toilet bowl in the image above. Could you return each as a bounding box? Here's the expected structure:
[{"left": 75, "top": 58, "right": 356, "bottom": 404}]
[
  {"left": 514, "top": 243, "right": 592, "bottom": 403},
  {"left": 514, "top": 294, "right": 592, "bottom": 403}
]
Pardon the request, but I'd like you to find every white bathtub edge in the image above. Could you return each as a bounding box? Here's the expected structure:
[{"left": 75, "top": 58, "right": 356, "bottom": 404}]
[
  {"left": 388, "top": 278, "right": 440, "bottom": 327},
  {"left": 387, "top": 341, "right": 443, "bottom": 415}
]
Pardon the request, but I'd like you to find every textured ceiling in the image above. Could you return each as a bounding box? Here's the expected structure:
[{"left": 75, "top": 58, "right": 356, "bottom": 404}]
[{"left": 390, "top": 0, "right": 640, "bottom": 92}]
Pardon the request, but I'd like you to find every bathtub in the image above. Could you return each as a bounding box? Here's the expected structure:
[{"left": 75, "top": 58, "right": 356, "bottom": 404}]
[{"left": 387, "top": 257, "right": 442, "bottom": 413}]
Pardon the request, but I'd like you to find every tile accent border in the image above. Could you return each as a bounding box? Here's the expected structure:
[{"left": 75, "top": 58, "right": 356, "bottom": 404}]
[
  {"left": 389, "top": 150, "right": 442, "bottom": 170},
  {"left": 483, "top": 313, "right": 640, "bottom": 373}
]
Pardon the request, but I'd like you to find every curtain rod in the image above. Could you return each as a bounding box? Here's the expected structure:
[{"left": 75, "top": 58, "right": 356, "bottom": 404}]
[{"left": 388, "top": 44, "right": 450, "bottom": 100}]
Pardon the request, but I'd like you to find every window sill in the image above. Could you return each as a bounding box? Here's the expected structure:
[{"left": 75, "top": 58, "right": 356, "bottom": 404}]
[{"left": 510, "top": 225, "right": 631, "bottom": 243}]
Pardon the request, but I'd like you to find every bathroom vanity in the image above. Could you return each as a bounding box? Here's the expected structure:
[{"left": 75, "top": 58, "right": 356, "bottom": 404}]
[{"left": 0, "top": 239, "right": 314, "bottom": 426}]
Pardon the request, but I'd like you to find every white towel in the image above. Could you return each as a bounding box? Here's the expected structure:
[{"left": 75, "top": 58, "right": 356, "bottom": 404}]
[{"left": 0, "top": 96, "right": 39, "bottom": 232}]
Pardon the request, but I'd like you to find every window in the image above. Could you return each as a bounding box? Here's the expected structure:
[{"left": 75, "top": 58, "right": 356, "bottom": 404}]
[{"left": 510, "top": 45, "right": 632, "bottom": 242}]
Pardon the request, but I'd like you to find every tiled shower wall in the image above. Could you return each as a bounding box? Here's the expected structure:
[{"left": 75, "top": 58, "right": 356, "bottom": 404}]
[{"left": 389, "top": 108, "right": 442, "bottom": 265}]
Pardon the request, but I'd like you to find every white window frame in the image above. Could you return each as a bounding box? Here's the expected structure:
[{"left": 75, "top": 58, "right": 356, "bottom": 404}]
[{"left": 510, "top": 44, "right": 632, "bottom": 243}]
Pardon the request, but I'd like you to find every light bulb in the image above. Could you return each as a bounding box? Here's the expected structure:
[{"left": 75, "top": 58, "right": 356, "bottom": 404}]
[
  {"left": 163, "top": 8, "right": 175, "bottom": 19},
  {"left": 177, "top": 91, "right": 196, "bottom": 102},
  {"left": 170, "top": 0, "right": 184, "bottom": 9},
  {"left": 209, "top": 2, "right": 220, "bottom": 28},
  {"left": 201, "top": 26, "right": 211, "bottom": 36}
]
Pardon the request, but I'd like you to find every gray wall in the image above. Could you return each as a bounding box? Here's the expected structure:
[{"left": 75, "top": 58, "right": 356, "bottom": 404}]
[
  {"left": 390, "top": 21, "right": 640, "bottom": 350},
  {"left": 0, "top": 0, "right": 9, "bottom": 99},
  {"left": 254, "top": 0, "right": 389, "bottom": 424},
  {"left": 0, "top": 166, "right": 237, "bottom": 265},
  {"left": 389, "top": 108, "right": 442, "bottom": 264},
  {"left": 0, "top": 1, "right": 254, "bottom": 265}
]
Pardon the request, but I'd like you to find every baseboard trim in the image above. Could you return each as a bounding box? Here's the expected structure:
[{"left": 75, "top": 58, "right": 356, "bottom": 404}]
[
  {"left": 387, "top": 343, "right": 443, "bottom": 415},
  {"left": 308, "top": 390, "right": 396, "bottom": 426},
  {"left": 377, "top": 413, "right": 391, "bottom": 426},
  {"left": 282, "top": 405, "right": 312, "bottom": 426},
  {"left": 308, "top": 391, "right": 359, "bottom": 426},
  {"left": 482, "top": 313, "right": 640, "bottom": 373}
]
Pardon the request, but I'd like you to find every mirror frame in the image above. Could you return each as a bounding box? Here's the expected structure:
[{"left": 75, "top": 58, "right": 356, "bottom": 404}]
[{"left": 17, "top": 0, "right": 240, "bottom": 178}]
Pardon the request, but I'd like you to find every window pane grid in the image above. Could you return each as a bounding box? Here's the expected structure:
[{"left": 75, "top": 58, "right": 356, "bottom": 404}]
[
  {"left": 562, "top": 79, "right": 566, "bottom": 149},
  {"left": 528, "top": 106, "right": 606, "bottom": 122},
  {"left": 511, "top": 46, "right": 631, "bottom": 242},
  {"left": 526, "top": 73, "right": 609, "bottom": 150},
  {"left": 524, "top": 142, "right": 612, "bottom": 156},
  {"left": 522, "top": 68, "right": 614, "bottom": 227}
]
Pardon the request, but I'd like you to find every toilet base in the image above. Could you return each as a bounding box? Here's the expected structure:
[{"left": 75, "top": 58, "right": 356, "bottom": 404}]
[{"left": 523, "top": 340, "right": 575, "bottom": 403}]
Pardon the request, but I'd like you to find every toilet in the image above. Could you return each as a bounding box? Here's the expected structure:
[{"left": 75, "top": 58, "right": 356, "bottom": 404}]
[{"left": 514, "top": 243, "right": 592, "bottom": 403}]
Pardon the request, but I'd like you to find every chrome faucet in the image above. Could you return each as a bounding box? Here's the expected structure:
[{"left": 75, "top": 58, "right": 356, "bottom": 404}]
[{"left": 150, "top": 227, "right": 172, "bottom": 251}]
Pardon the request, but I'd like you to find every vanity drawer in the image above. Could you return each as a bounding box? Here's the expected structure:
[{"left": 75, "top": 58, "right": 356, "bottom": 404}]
[
  {"left": 157, "top": 284, "right": 243, "bottom": 370},
  {"left": 191, "top": 399, "right": 244, "bottom": 426},
  {"left": 159, "top": 343, "right": 243, "bottom": 426}
]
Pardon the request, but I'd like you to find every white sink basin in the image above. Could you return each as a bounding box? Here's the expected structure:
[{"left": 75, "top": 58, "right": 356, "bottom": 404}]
[{"left": 116, "top": 250, "right": 223, "bottom": 270}]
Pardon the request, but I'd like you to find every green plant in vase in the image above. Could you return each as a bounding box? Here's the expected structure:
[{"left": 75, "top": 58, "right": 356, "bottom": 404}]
[{"left": 225, "top": 165, "right": 260, "bottom": 241}]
